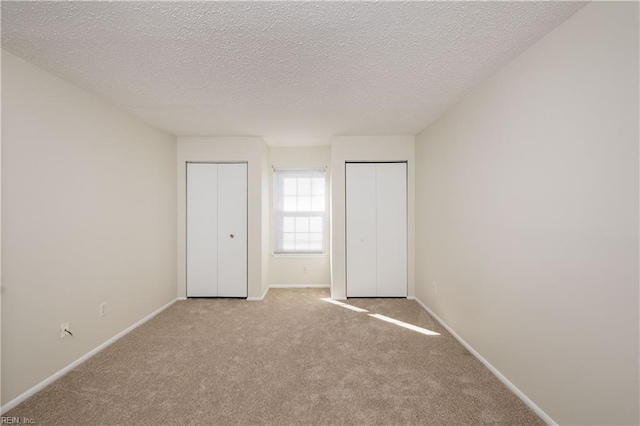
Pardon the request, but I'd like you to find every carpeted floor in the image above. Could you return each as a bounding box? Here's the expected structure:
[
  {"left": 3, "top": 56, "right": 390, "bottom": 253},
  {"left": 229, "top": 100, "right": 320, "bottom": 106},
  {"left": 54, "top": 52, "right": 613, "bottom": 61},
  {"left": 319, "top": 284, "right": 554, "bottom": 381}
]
[{"left": 6, "top": 288, "right": 544, "bottom": 425}]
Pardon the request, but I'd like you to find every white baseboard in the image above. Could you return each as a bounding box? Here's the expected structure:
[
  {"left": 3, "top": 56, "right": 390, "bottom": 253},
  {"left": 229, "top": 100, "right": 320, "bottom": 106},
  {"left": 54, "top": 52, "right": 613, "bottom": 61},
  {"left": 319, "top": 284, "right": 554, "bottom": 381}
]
[
  {"left": 412, "top": 297, "right": 556, "bottom": 426},
  {"left": 177, "top": 296, "right": 187, "bottom": 301},
  {"left": 1, "top": 297, "right": 178, "bottom": 415},
  {"left": 246, "top": 286, "right": 270, "bottom": 301},
  {"left": 269, "top": 284, "right": 330, "bottom": 289}
]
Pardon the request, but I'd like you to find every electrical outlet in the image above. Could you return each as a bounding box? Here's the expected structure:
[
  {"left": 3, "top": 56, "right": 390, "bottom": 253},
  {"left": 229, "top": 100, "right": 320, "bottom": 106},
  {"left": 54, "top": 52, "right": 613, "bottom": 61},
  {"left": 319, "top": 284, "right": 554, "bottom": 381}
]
[
  {"left": 60, "top": 322, "right": 69, "bottom": 338},
  {"left": 433, "top": 281, "right": 438, "bottom": 294},
  {"left": 302, "top": 265, "right": 308, "bottom": 273},
  {"left": 99, "top": 302, "right": 107, "bottom": 317}
]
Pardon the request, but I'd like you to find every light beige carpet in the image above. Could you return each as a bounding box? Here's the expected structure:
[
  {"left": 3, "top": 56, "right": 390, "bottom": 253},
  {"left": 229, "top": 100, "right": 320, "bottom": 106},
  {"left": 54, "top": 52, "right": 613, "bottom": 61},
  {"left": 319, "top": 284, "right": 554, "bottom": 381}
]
[{"left": 6, "top": 288, "right": 544, "bottom": 425}]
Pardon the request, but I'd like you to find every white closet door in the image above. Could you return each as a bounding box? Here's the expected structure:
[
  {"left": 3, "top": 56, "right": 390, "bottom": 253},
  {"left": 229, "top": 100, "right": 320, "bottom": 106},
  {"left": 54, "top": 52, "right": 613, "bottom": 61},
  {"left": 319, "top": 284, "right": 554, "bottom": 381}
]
[
  {"left": 346, "top": 163, "right": 377, "bottom": 297},
  {"left": 187, "top": 163, "right": 218, "bottom": 297},
  {"left": 217, "top": 163, "right": 248, "bottom": 297},
  {"left": 376, "top": 163, "right": 407, "bottom": 297}
]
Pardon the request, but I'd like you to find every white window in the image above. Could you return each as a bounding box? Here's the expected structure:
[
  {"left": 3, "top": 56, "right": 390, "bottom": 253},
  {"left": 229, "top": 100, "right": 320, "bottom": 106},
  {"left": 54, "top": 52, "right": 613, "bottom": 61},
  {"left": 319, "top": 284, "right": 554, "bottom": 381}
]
[{"left": 274, "top": 169, "right": 326, "bottom": 254}]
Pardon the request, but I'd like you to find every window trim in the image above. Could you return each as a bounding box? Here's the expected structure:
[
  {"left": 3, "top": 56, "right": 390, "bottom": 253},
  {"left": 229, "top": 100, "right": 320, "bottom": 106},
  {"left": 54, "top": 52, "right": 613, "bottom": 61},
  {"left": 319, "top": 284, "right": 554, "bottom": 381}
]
[{"left": 273, "top": 168, "right": 327, "bottom": 255}]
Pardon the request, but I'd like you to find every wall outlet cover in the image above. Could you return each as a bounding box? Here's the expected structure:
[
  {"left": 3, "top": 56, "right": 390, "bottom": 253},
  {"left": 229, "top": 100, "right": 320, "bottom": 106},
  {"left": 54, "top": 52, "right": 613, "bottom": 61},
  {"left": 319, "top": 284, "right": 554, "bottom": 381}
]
[
  {"left": 60, "top": 322, "right": 69, "bottom": 338},
  {"left": 99, "top": 302, "right": 107, "bottom": 317}
]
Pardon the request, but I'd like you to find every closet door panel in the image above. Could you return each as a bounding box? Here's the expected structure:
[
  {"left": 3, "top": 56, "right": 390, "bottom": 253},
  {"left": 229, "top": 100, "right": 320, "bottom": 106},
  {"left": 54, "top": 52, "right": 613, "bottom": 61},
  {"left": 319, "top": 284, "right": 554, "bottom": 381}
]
[
  {"left": 186, "top": 163, "right": 218, "bottom": 297},
  {"left": 217, "top": 163, "right": 248, "bottom": 297},
  {"left": 346, "top": 163, "right": 377, "bottom": 297},
  {"left": 376, "top": 163, "right": 407, "bottom": 297}
]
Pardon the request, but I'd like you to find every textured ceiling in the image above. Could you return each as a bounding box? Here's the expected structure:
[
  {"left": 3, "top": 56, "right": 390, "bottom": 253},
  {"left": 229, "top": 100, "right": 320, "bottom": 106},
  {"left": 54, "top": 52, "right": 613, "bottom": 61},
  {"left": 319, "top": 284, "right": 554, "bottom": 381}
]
[{"left": 1, "top": 1, "right": 585, "bottom": 146}]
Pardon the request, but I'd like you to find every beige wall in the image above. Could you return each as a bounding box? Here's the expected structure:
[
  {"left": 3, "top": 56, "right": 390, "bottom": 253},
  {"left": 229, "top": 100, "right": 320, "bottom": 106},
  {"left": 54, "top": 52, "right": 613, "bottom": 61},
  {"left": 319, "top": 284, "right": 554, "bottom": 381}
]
[
  {"left": 1, "top": 51, "right": 178, "bottom": 405},
  {"left": 176, "top": 136, "right": 268, "bottom": 299},
  {"left": 415, "top": 3, "right": 639, "bottom": 424},
  {"left": 330, "top": 136, "right": 415, "bottom": 299},
  {"left": 268, "top": 146, "right": 331, "bottom": 286}
]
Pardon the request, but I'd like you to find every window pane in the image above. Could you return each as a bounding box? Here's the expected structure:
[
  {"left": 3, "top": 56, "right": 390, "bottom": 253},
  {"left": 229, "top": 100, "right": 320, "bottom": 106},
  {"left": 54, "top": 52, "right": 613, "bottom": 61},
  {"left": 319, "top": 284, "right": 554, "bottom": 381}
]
[
  {"left": 295, "top": 217, "right": 309, "bottom": 232},
  {"left": 309, "top": 233, "right": 323, "bottom": 251},
  {"left": 283, "top": 179, "right": 297, "bottom": 195},
  {"left": 298, "top": 196, "right": 311, "bottom": 211},
  {"left": 298, "top": 178, "right": 312, "bottom": 196},
  {"left": 295, "top": 233, "right": 309, "bottom": 250},
  {"left": 312, "top": 178, "right": 324, "bottom": 196},
  {"left": 283, "top": 196, "right": 297, "bottom": 212},
  {"left": 282, "top": 233, "right": 295, "bottom": 251},
  {"left": 311, "top": 196, "right": 324, "bottom": 212},
  {"left": 309, "top": 217, "right": 323, "bottom": 232},
  {"left": 283, "top": 217, "right": 295, "bottom": 233}
]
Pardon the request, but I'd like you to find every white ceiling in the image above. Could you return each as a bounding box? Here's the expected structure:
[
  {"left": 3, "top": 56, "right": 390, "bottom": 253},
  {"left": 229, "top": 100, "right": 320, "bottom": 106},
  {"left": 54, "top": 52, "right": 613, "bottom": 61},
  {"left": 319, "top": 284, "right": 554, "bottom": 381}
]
[{"left": 1, "top": 1, "right": 585, "bottom": 146}]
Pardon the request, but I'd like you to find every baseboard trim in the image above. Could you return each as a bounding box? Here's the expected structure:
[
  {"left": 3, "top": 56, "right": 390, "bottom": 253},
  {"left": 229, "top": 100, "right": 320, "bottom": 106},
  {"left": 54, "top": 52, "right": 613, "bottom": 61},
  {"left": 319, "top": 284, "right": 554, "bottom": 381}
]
[
  {"left": 246, "top": 286, "right": 270, "bottom": 301},
  {"left": 1, "top": 297, "right": 178, "bottom": 415},
  {"left": 269, "top": 284, "right": 330, "bottom": 289},
  {"left": 413, "top": 297, "right": 556, "bottom": 426},
  {"left": 177, "top": 296, "right": 187, "bottom": 301}
]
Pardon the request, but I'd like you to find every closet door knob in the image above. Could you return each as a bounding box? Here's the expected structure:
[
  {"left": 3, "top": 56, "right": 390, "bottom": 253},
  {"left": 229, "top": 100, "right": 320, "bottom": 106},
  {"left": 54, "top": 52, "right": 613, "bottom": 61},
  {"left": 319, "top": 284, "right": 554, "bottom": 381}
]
[{"left": 230, "top": 234, "right": 235, "bottom": 239}]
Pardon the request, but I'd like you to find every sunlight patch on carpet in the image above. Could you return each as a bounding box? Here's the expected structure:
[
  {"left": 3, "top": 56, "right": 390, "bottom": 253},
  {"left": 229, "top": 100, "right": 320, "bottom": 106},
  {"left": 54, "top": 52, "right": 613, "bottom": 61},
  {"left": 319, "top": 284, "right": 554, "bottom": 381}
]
[
  {"left": 369, "top": 314, "right": 441, "bottom": 336},
  {"left": 320, "top": 298, "right": 369, "bottom": 313},
  {"left": 319, "top": 298, "right": 440, "bottom": 336}
]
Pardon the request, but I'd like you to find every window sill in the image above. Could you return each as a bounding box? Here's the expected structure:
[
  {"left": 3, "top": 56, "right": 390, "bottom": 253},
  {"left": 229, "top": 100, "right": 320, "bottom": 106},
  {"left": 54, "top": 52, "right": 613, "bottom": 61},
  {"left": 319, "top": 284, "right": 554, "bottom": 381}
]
[{"left": 271, "top": 253, "right": 327, "bottom": 258}]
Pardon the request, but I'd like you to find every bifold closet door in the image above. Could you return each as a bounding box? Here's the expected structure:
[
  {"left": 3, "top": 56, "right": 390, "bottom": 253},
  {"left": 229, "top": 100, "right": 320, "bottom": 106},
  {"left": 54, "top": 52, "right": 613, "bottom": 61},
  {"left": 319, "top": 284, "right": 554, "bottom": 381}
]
[
  {"left": 187, "top": 163, "right": 247, "bottom": 298},
  {"left": 376, "top": 163, "right": 407, "bottom": 297},
  {"left": 187, "top": 163, "right": 219, "bottom": 297},
  {"left": 346, "top": 164, "right": 378, "bottom": 297},
  {"left": 217, "top": 164, "right": 247, "bottom": 297},
  {"left": 346, "top": 162, "right": 407, "bottom": 298}
]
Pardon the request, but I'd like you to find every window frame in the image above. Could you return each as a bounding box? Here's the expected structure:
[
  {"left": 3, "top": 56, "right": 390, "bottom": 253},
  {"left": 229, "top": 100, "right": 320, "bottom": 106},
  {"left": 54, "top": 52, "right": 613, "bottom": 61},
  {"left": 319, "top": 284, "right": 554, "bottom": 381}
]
[{"left": 273, "top": 168, "right": 327, "bottom": 255}]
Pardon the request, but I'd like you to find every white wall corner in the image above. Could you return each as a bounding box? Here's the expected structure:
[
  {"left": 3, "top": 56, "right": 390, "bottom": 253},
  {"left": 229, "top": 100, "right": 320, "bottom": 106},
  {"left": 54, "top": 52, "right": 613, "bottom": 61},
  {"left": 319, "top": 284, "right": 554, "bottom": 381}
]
[{"left": 246, "top": 286, "right": 270, "bottom": 301}]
